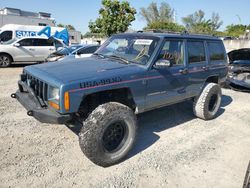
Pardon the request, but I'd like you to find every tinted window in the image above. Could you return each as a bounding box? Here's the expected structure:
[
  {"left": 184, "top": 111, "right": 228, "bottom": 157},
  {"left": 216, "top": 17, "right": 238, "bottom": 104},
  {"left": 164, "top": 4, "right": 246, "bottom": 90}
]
[
  {"left": 157, "top": 40, "right": 184, "bottom": 66},
  {"left": 187, "top": 41, "right": 206, "bottom": 63},
  {"left": 34, "top": 39, "right": 53, "bottom": 46},
  {"left": 207, "top": 41, "right": 225, "bottom": 61},
  {"left": 0, "top": 31, "right": 13, "bottom": 42},
  {"left": 19, "top": 39, "right": 34, "bottom": 46}
]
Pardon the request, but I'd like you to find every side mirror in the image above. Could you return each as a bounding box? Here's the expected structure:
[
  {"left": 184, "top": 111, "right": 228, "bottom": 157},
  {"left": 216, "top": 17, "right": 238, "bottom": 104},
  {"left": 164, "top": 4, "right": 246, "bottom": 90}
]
[
  {"left": 154, "top": 59, "right": 172, "bottom": 69},
  {"left": 13, "top": 43, "right": 20, "bottom": 47}
]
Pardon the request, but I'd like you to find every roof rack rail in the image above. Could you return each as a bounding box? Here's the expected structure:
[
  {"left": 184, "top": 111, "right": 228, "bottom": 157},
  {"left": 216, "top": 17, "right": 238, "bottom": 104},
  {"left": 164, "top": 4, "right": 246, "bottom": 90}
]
[
  {"left": 137, "top": 29, "right": 190, "bottom": 35},
  {"left": 136, "top": 29, "right": 218, "bottom": 38}
]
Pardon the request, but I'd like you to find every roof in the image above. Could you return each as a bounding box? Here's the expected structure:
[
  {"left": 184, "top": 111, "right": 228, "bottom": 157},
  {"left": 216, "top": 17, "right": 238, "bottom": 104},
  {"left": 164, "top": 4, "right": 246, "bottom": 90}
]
[{"left": 115, "top": 32, "right": 220, "bottom": 41}]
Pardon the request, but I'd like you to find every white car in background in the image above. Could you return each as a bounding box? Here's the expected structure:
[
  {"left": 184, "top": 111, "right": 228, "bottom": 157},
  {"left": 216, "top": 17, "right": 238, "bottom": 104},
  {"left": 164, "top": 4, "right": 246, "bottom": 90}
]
[
  {"left": 60, "top": 44, "right": 100, "bottom": 61},
  {"left": 0, "top": 36, "right": 64, "bottom": 67}
]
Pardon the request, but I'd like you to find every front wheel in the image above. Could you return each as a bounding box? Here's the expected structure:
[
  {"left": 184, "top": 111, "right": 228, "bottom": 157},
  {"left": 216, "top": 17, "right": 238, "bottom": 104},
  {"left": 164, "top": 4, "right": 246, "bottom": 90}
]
[
  {"left": 0, "top": 54, "right": 12, "bottom": 68},
  {"left": 79, "top": 102, "right": 137, "bottom": 167},
  {"left": 193, "top": 83, "right": 222, "bottom": 120}
]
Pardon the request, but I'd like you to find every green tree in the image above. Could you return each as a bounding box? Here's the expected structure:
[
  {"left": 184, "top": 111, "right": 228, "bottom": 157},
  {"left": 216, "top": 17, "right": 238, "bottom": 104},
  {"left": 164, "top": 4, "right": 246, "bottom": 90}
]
[
  {"left": 225, "top": 24, "right": 250, "bottom": 37},
  {"left": 57, "top": 23, "right": 76, "bottom": 31},
  {"left": 89, "top": 0, "right": 136, "bottom": 37},
  {"left": 140, "top": 2, "right": 174, "bottom": 24},
  {"left": 57, "top": 23, "right": 65, "bottom": 28},
  {"left": 145, "top": 21, "right": 185, "bottom": 32},
  {"left": 182, "top": 10, "right": 223, "bottom": 34},
  {"left": 65, "top": 24, "right": 75, "bottom": 31}
]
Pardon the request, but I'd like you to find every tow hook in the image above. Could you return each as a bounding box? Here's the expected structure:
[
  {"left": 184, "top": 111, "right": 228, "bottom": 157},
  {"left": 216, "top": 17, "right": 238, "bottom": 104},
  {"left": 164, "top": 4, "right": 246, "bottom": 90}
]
[
  {"left": 11, "top": 93, "right": 16, "bottom": 98},
  {"left": 27, "top": 110, "right": 33, "bottom": 116}
]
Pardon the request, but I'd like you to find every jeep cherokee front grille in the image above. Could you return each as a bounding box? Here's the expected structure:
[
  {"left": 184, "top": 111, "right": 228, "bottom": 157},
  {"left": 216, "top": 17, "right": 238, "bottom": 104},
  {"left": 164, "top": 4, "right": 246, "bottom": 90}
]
[{"left": 25, "top": 73, "right": 48, "bottom": 102}]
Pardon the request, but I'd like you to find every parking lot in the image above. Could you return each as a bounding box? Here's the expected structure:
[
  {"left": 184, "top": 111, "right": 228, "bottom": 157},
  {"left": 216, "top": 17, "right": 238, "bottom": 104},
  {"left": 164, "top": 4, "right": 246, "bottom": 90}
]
[{"left": 0, "top": 66, "right": 249, "bottom": 188}]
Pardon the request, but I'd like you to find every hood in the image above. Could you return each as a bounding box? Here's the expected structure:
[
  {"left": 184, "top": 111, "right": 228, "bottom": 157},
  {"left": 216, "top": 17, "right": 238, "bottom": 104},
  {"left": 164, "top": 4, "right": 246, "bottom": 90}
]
[
  {"left": 228, "top": 48, "right": 250, "bottom": 63},
  {"left": 26, "top": 56, "right": 143, "bottom": 83}
]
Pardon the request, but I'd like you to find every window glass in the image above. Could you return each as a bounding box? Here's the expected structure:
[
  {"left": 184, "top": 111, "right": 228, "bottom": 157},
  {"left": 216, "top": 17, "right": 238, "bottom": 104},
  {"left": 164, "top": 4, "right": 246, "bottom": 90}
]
[
  {"left": 0, "top": 31, "right": 13, "bottom": 42},
  {"left": 39, "top": 23, "right": 47, "bottom": 26},
  {"left": 207, "top": 41, "right": 225, "bottom": 61},
  {"left": 18, "top": 39, "right": 34, "bottom": 46},
  {"left": 82, "top": 46, "right": 99, "bottom": 54},
  {"left": 187, "top": 41, "right": 206, "bottom": 63},
  {"left": 34, "top": 39, "right": 53, "bottom": 46},
  {"left": 157, "top": 40, "right": 184, "bottom": 66}
]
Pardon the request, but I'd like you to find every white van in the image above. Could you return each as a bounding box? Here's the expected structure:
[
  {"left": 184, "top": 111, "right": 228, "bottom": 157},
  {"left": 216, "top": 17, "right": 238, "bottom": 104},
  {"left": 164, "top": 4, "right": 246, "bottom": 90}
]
[{"left": 0, "top": 24, "right": 65, "bottom": 42}]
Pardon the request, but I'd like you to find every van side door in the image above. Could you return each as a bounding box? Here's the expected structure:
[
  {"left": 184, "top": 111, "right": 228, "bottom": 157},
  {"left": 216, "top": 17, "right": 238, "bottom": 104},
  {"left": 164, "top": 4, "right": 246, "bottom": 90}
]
[{"left": 32, "top": 39, "right": 55, "bottom": 62}]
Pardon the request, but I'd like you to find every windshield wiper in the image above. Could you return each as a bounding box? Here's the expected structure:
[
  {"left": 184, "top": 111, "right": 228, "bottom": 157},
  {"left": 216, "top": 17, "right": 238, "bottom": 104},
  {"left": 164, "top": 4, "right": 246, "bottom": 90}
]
[
  {"left": 93, "top": 53, "right": 106, "bottom": 58},
  {"left": 108, "top": 55, "right": 130, "bottom": 64}
]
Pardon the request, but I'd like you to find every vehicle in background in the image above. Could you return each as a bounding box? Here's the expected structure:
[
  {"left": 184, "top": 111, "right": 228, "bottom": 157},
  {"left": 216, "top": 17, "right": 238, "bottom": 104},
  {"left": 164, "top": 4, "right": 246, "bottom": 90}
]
[
  {"left": 226, "top": 48, "right": 250, "bottom": 91},
  {"left": 60, "top": 44, "right": 100, "bottom": 61},
  {"left": 46, "top": 45, "right": 83, "bottom": 62},
  {"left": 0, "top": 36, "right": 64, "bottom": 67},
  {"left": 0, "top": 24, "right": 65, "bottom": 43}
]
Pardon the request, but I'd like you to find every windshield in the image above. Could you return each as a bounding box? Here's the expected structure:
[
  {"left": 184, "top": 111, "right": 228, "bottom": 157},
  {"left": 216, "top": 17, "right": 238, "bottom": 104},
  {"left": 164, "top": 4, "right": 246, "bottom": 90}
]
[
  {"left": 1, "top": 38, "right": 16, "bottom": 45},
  {"left": 95, "top": 35, "right": 160, "bottom": 65}
]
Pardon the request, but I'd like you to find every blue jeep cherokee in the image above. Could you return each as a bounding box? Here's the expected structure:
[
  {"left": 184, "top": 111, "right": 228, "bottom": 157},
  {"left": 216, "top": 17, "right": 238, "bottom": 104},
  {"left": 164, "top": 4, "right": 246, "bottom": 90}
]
[{"left": 12, "top": 32, "right": 228, "bottom": 167}]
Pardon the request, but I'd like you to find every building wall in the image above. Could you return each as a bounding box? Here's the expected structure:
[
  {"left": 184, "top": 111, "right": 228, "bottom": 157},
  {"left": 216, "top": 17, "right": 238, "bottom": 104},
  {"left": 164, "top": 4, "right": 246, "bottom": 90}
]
[
  {"left": 68, "top": 30, "right": 81, "bottom": 44},
  {"left": 223, "top": 40, "right": 250, "bottom": 52},
  {"left": 0, "top": 15, "right": 55, "bottom": 27}
]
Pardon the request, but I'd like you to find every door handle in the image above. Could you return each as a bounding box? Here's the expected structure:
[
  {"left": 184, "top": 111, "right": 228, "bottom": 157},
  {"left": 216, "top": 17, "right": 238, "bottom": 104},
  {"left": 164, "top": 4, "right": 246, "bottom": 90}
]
[
  {"left": 28, "top": 48, "right": 35, "bottom": 51},
  {"left": 179, "top": 68, "right": 189, "bottom": 74},
  {"left": 49, "top": 48, "right": 54, "bottom": 51}
]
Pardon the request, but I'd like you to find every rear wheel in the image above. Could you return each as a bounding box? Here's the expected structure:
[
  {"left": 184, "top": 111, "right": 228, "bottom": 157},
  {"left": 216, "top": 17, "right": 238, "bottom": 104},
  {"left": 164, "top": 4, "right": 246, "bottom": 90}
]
[
  {"left": 79, "top": 102, "right": 137, "bottom": 167},
  {"left": 193, "top": 83, "right": 222, "bottom": 120},
  {"left": 0, "top": 54, "right": 12, "bottom": 68}
]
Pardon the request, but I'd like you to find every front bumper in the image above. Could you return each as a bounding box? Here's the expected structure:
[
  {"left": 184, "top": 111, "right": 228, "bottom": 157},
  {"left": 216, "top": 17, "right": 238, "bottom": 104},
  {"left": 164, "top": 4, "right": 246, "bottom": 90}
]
[{"left": 12, "top": 83, "right": 71, "bottom": 124}]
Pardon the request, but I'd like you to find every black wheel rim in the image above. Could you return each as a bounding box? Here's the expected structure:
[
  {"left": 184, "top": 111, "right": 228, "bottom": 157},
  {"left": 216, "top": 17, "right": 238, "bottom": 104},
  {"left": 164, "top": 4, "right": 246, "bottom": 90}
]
[
  {"left": 102, "top": 121, "right": 127, "bottom": 152},
  {"left": 208, "top": 94, "right": 218, "bottom": 112},
  {"left": 0, "top": 56, "right": 10, "bottom": 67}
]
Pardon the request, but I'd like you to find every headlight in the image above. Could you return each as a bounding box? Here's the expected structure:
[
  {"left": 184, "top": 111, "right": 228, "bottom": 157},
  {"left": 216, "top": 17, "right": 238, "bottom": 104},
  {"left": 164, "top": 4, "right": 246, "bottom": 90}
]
[{"left": 48, "top": 86, "right": 60, "bottom": 102}]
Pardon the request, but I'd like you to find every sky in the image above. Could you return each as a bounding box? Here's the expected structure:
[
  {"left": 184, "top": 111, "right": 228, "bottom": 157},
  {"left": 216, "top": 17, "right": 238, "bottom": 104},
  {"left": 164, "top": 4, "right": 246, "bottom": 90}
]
[{"left": 1, "top": 0, "right": 250, "bottom": 33}]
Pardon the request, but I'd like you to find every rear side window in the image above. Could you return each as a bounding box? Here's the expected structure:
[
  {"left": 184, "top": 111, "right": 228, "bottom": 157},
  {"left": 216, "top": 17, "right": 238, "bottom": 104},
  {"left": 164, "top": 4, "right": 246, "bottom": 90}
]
[
  {"left": 34, "top": 39, "right": 53, "bottom": 46},
  {"left": 207, "top": 41, "right": 225, "bottom": 62},
  {"left": 187, "top": 41, "right": 206, "bottom": 64}
]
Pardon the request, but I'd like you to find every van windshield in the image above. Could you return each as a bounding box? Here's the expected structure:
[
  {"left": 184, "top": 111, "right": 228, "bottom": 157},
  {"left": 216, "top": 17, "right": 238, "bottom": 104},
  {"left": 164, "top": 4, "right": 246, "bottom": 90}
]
[{"left": 0, "top": 30, "right": 13, "bottom": 42}]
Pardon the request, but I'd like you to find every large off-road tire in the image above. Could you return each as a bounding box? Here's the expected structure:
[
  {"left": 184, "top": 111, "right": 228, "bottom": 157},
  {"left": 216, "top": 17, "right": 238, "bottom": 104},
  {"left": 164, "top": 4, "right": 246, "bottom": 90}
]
[
  {"left": 0, "top": 54, "right": 12, "bottom": 68},
  {"left": 193, "top": 83, "right": 222, "bottom": 120},
  {"left": 79, "top": 102, "right": 137, "bottom": 167}
]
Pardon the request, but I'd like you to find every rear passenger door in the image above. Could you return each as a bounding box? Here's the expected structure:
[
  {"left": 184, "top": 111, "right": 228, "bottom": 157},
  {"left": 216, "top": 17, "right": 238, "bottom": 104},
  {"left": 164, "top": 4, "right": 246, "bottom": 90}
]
[{"left": 186, "top": 40, "right": 210, "bottom": 96}]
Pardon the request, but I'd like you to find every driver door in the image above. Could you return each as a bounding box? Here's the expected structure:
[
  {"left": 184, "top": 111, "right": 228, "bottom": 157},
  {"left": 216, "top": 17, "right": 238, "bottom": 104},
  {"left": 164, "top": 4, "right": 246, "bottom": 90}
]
[{"left": 145, "top": 39, "right": 189, "bottom": 110}]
